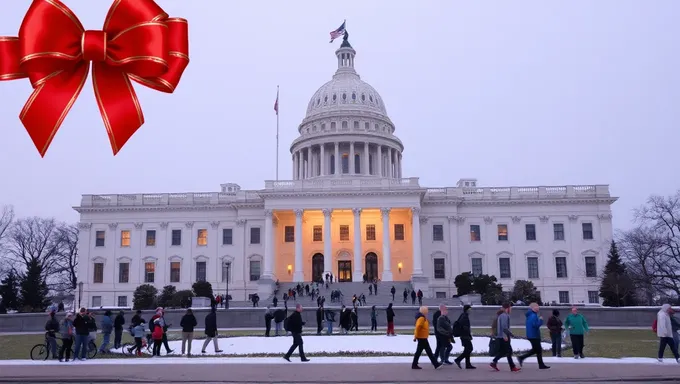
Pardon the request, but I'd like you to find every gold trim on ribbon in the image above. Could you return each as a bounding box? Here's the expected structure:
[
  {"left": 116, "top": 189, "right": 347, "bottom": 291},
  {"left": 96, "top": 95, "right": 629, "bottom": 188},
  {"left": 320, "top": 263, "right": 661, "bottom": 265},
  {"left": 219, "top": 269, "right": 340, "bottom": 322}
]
[
  {"left": 45, "top": 0, "right": 84, "bottom": 32},
  {"left": 20, "top": 52, "right": 82, "bottom": 65},
  {"left": 109, "top": 22, "right": 167, "bottom": 42}
]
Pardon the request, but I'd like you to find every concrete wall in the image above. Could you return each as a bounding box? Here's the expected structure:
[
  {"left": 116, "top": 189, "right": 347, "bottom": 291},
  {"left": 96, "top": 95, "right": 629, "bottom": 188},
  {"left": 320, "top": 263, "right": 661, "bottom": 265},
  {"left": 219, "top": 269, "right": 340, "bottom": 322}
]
[{"left": 0, "top": 306, "right": 658, "bottom": 333}]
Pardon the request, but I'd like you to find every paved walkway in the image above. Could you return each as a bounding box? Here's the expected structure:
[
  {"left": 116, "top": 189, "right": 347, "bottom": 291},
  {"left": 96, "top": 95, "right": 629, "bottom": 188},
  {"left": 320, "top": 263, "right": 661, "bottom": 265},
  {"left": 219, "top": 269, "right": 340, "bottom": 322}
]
[{"left": 1, "top": 359, "right": 678, "bottom": 383}]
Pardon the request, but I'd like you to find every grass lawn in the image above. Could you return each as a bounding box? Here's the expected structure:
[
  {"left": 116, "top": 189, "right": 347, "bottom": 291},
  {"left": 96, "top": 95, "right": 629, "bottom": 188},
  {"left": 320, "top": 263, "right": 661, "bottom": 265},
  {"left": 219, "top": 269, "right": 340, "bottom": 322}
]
[{"left": 0, "top": 328, "right": 672, "bottom": 361}]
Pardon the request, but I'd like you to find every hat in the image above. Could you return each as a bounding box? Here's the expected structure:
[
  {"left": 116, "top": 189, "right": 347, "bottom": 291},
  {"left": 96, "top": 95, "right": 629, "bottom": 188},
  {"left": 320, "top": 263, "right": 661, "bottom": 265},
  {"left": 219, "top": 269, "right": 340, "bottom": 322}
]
[{"left": 463, "top": 305, "right": 472, "bottom": 312}]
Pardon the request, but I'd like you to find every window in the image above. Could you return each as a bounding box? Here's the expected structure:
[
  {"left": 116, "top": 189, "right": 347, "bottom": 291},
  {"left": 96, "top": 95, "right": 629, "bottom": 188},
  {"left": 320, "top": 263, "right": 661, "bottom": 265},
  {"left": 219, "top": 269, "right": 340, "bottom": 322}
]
[
  {"left": 588, "top": 291, "right": 599, "bottom": 304},
  {"left": 365, "top": 224, "right": 376, "bottom": 241},
  {"left": 93, "top": 263, "right": 104, "bottom": 283},
  {"left": 197, "top": 229, "right": 207, "bottom": 246},
  {"left": 394, "top": 224, "right": 405, "bottom": 241},
  {"left": 339, "top": 225, "right": 350, "bottom": 241},
  {"left": 222, "top": 228, "right": 232, "bottom": 245},
  {"left": 222, "top": 262, "right": 231, "bottom": 283},
  {"left": 330, "top": 155, "right": 335, "bottom": 174},
  {"left": 582, "top": 223, "right": 593, "bottom": 240},
  {"left": 250, "top": 227, "right": 261, "bottom": 244},
  {"left": 558, "top": 291, "right": 570, "bottom": 304},
  {"left": 499, "top": 258, "right": 511, "bottom": 279},
  {"left": 118, "top": 262, "right": 129, "bottom": 283},
  {"left": 555, "top": 257, "right": 568, "bottom": 278},
  {"left": 527, "top": 257, "right": 539, "bottom": 279},
  {"left": 95, "top": 231, "right": 105, "bottom": 247},
  {"left": 146, "top": 230, "right": 156, "bottom": 246},
  {"left": 585, "top": 256, "right": 597, "bottom": 278},
  {"left": 249, "top": 260, "right": 261, "bottom": 281},
  {"left": 553, "top": 223, "right": 564, "bottom": 240},
  {"left": 497, "top": 224, "right": 508, "bottom": 241},
  {"left": 355, "top": 154, "right": 361, "bottom": 174},
  {"left": 196, "top": 261, "right": 207, "bottom": 282},
  {"left": 525, "top": 224, "right": 536, "bottom": 241},
  {"left": 470, "top": 225, "right": 481, "bottom": 241},
  {"left": 313, "top": 225, "right": 322, "bottom": 242},
  {"left": 144, "top": 262, "right": 155, "bottom": 283},
  {"left": 121, "top": 230, "right": 131, "bottom": 247},
  {"left": 284, "top": 226, "right": 294, "bottom": 242},
  {"left": 341, "top": 153, "right": 349, "bottom": 174},
  {"left": 117, "top": 296, "right": 127, "bottom": 307},
  {"left": 435, "top": 292, "right": 446, "bottom": 299},
  {"left": 432, "top": 224, "right": 444, "bottom": 241},
  {"left": 92, "top": 296, "right": 102, "bottom": 307},
  {"left": 170, "top": 262, "right": 180, "bottom": 283},
  {"left": 171, "top": 229, "right": 182, "bottom": 246},
  {"left": 471, "top": 258, "right": 483, "bottom": 276},
  {"left": 433, "top": 258, "right": 446, "bottom": 279}
]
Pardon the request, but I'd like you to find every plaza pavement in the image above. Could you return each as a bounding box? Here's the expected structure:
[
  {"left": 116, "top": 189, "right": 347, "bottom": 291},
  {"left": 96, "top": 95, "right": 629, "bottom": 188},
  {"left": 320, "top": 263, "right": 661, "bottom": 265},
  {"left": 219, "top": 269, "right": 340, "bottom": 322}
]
[{"left": 0, "top": 357, "right": 678, "bottom": 383}]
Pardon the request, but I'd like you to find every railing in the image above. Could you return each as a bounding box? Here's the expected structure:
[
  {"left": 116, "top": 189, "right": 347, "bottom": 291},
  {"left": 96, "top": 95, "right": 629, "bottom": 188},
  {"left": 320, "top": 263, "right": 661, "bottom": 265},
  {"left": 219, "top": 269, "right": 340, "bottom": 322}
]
[
  {"left": 80, "top": 191, "right": 264, "bottom": 207},
  {"left": 424, "top": 185, "right": 611, "bottom": 200},
  {"left": 263, "top": 177, "right": 421, "bottom": 191}
]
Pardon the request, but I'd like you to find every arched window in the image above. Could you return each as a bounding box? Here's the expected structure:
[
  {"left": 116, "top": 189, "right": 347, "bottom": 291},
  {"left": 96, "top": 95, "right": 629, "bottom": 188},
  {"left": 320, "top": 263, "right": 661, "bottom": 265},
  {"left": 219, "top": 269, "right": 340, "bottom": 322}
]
[
  {"left": 354, "top": 154, "right": 361, "bottom": 174},
  {"left": 368, "top": 154, "right": 374, "bottom": 175},
  {"left": 341, "top": 154, "right": 349, "bottom": 174},
  {"left": 330, "top": 155, "right": 335, "bottom": 175}
]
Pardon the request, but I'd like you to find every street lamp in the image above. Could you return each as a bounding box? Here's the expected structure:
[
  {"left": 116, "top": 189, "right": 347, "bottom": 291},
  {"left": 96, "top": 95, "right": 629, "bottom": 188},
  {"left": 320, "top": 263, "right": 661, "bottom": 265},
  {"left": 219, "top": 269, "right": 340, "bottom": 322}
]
[
  {"left": 225, "top": 262, "right": 230, "bottom": 309},
  {"left": 77, "top": 281, "right": 83, "bottom": 309}
]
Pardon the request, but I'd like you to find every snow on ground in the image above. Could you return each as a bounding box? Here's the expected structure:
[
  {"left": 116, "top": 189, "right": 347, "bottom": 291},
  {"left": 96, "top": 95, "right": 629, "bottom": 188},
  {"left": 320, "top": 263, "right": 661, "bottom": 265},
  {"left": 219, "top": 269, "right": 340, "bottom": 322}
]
[{"left": 109, "top": 334, "right": 550, "bottom": 356}]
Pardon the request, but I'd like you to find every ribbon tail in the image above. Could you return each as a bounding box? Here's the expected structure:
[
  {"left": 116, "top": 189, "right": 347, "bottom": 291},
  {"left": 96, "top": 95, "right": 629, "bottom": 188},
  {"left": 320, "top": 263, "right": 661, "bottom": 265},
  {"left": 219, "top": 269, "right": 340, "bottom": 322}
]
[
  {"left": 20, "top": 64, "right": 89, "bottom": 157},
  {"left": 0, "top": 37, "right": 27, "bottom": 81},
  {"left": 92, "top": 63, "right": 144, "bottom": 155}
]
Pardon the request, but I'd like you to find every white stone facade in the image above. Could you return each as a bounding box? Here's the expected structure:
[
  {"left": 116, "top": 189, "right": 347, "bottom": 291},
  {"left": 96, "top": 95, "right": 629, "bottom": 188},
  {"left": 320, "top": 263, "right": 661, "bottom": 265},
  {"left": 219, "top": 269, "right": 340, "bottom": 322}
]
[{"left": 74, "top": 40, "right": 617, "bottom": 308}]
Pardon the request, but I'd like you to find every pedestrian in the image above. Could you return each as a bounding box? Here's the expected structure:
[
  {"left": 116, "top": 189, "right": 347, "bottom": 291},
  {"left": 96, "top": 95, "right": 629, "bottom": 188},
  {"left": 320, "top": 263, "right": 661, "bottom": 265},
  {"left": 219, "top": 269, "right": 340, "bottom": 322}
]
[
  {"left": 370, "top": 305, "right": 378, "bottom": 332},
  {"left": 151, "top": 319, "right": 164, "bottom": 357},
  {"left": 547, "top": 309, "right": 563, "bottom": 357},
  {"left": 99, "top": 310, "right": 113, "bottom": 354},
  {"left": 72, "top": 307, "right": 91, "bottom": 361},
  {"left": 265, "top": 306, "right": 274, "bottom": 337},
  {"left": 390, "top": 286, "right": 396, "bottom": 301},
  {"left": 201, "top": 307, "right": 223, "bottom": 354},
  {"left": 432, "top": 304, "right": 444, "bottom": 361},
  {"left": 152, "top": 308, "right": 174, "bottom": 354},
  {"left": 411, "top": 306, "right": 441, "bottom": 370},
  {"left": 58, "top": 312, "right": 75, "bottom": 362},
  {"left": 131, "top": 319, "right": 146, "bottom": 356},
  {"left": 656, "top": 304, "right": 680, "bottom": 363},
  {"left": 564, "top": 306, "right": 589, "bottom": 359},
  {"left": 517, "top": 303, "right": 550, "bottom": 369},
  {"left": 325, "top": 308, "right": 336, "bottom": 334},
  {"left": 274, "top": 307, "right": 286, "bottom": 336},
  {"left": 670, "top": 308, "right": 680, "bottom": 350},
  {"left": 411, "top": 290, "right": 416, "bottom": 305},
  {"left": 434, "top": 304, "right": 454, "bottom": 365},
  {"left": 453, "top": 305, "right": 475, "bottom": 369},
  {"left": 283, "top": 304, "right": 310, "bottom": 362},
  {"left": 351, "top": 307, "right": 359, "bottom": 331},
  {"left": 386, "top": 302, "right": 396, "bottom": 336},
  {"left": 369, "top": 284, "right": 373, "bottom": 295},
  {"left": 44, "top": 311, "right": 60, "bottom": 359},
  {"left": 316, "top": 305, "right": 324, "bottom": 335},
  {"left": 490, "top": 302, "right": 520, "bottom": 372},
  {"left": 113, "top": 310, "right": 125, "bottom": 349},
  {"left": 180, "top": 308, "right": 197, "bottom": 356}
]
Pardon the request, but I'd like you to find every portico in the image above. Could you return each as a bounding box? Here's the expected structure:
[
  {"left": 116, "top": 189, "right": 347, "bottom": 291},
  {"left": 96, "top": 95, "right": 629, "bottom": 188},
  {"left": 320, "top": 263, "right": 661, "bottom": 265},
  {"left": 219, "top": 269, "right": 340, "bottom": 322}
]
[{"left": 262, "top": 207, "right": 423, "bottom": 283}]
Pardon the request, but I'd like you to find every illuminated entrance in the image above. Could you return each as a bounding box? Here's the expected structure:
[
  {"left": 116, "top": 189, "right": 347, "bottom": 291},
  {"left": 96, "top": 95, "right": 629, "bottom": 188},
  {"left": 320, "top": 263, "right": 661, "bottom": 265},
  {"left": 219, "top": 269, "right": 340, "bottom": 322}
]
[
  {"left": 337, "top": 260, "right": 352, "bottom": 282},
  {"left": 365, "top": 252, "right": 378, "bottom": 281},
  {"left": 312, "top": 253, "right": 324, "bottom": 282}
]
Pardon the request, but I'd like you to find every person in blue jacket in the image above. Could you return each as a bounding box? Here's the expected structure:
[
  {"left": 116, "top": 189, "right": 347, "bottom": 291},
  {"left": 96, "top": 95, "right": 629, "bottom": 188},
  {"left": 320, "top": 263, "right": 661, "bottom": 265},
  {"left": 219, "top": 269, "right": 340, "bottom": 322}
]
[{"left": 518, "top": 303, "right": 550, "bottom": 369}]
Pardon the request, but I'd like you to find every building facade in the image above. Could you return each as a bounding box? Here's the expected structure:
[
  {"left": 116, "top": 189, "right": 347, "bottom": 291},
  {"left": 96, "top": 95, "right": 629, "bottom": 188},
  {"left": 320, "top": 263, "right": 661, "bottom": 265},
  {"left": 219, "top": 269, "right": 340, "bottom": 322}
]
[{"left": 74, "top": 39, "right": 617, "bottom": 308}]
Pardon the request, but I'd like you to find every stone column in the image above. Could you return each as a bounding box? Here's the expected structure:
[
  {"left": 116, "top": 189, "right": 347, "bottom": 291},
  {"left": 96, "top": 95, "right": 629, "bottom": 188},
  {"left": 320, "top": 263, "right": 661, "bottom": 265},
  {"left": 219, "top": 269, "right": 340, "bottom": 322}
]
[
  {"left": 263, "top": 210, "right": 274, "bottom": 277},
  {"left": 298, "top": 151, "right": 304, "bottom": 180},
  {"left": 293, "top": 153, "right": 298, "bottom": 179},
  {"left": 387, "top": 148, "right": 393, "bottom": 178},
  {"left": 396, "top": 152, "right": 401, "bottom": 178},
  {"left": 352, "top": 208, "right": 362, "bottom": 281},
  {"left": 364, "top": 142, "right": 370, "bottom": 175},
  {"left": 376, "top": 145, "right": 382, "bottom": 177},
  {"left": 349, "top": 142, "right": 355, "bottom": 175},
  {"left": 306, "top": 147, "right": 311, "bottom": 178},
  {"left": 411, "top": 208, "right": 423, "bottom": 275},
  {"left": 293, "top": 209, "right": 304, "bottom": 282},
  {"left": 322, "top": 209, "right": 333, "bottom": 276},
  {"left": 334, "top": 142, "right": 340, "bottom": 176},
  {"left": 320, "top": 144, "right": 325, "bottom": 176},
  {"left": 381, "top": 208, "right": 393, "bottom": 281}
]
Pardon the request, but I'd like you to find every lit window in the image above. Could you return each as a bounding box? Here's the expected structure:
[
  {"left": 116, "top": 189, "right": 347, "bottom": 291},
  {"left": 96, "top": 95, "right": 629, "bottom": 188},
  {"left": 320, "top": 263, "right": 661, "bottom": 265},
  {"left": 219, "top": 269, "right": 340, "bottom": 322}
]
[
  {"left": 197, "top": 229, "right": 207, "bottom": 246},
  {"left": 313, "top": 226, "right": 322, "bottom": 242},
  {"left": 170, "top": 262, "right": 180, "bottom": 283},
  {"left": 497, "top": 225, "right": 508, "bottom": 241},
  {"left": 393, "top": 224, "right": 404, "bottom": 241},
  {"left": 470, "top": 225, "right": 481, "bottom": 241},
  {"left": 121, "top": 230, "right": 131, "bottom": 247},
  {"left": 365, "top": 224, "right": 376, "bottom": 241},
  {"left": 144, "top": 262, "right": 155, "bottom": 283},
  {"left": 340, "top": 225, "right": 350, "bottom": 241}
]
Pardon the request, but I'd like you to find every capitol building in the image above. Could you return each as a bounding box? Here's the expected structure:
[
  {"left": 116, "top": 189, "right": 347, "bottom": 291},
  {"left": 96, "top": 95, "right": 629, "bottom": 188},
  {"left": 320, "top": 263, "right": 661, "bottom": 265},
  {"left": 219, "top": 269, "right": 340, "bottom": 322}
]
[{"left": 75, "top": 38, "right": 616, "bottom": 308}]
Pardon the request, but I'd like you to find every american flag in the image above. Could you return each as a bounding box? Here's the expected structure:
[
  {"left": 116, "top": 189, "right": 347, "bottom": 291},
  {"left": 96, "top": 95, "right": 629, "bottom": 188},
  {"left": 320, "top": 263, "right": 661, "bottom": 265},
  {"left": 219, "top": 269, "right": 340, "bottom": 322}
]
[
  {"left": 274, "top": 88, "right": 279, "bottom": 115},
  {"left": 329, "top": 21, "right": 346, "bottom": 43}
]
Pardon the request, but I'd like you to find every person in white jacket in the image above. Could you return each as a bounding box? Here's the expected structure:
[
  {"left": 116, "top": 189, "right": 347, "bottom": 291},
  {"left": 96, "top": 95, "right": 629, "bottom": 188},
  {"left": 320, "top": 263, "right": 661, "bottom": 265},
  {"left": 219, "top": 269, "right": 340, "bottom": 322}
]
[{"left": 657, "top": 304, "right": 680, "bottom": 363}]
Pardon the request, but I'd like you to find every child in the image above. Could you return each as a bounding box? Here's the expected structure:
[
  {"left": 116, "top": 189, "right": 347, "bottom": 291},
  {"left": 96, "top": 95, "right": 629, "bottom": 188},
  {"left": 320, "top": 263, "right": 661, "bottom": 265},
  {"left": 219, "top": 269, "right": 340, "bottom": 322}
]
[
  {"left": 58, "top": 313, "right": 75, "bottom": 362},
  {"left": 132, "top": 319, "right": 146, "bottom": 356},
  {"left": 152, "top": 318, "right": 163, "bottom": 357}
]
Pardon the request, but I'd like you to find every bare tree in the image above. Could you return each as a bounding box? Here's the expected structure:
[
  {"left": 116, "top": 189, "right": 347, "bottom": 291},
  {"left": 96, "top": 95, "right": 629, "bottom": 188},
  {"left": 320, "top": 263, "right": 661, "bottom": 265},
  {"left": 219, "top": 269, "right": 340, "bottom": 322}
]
[
  {"left": 0, "top": 205, "right": 13, "bottom": 244},
  {"left": 4, "top": 217, "right": 64, "bottom": 284},
  {"left": 52, "top": 223, "right": 79, "bottom": 294}
]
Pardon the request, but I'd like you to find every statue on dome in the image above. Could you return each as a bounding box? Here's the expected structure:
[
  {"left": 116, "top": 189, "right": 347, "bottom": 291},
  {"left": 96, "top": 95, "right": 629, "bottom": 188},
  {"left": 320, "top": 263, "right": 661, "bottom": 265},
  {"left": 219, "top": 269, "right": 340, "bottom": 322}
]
[{"left": 341, "top": 30, "right": 352, "bottom": 48}]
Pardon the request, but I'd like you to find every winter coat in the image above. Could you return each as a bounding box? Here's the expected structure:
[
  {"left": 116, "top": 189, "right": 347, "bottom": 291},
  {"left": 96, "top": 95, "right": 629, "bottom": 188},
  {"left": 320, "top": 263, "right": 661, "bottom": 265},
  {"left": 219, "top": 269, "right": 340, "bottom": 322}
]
[
  {"left": 180, "top": 314, "right": 197, "bottom": 332},
  {"left": 114, "top": 314, "right": 125, "bottom": 330},
  {"left": 45, "top": 315, "right": 60, "bottom": 337},
  {"left": 204, "top": 312, "right": 218, "bottom": 337},
  {"left": 657, "top": 305, "right": 673, "bottom": 338},
  {"left": 152, "top": 324, "right": 163, "bottom": 340},
  {"left": 495, "top": 312, "right": 513, "bottom": 339},
  {"left": 340, "top": 309, "right": 351, "bottom": 330},
  {"left": 73, "top": 314, "right": 90, "bottom": 336},
  {"left": 286, "top": 311, "right": 304, "bottom": 334},
  {"left": 547, "top": 315, "right": 563, "bottom": 335},
  {"left": 436, "top": 314, "right": 453, "bottom": 337},
  {"left": 316, "top": 307, "right": 324, "bottom": 322},
  {"left": 386, "top": 306, "right": 395, "bottom": 322},
  {"left": 273, "top": 309, "right": 286, "bottom": 323},
  {"left": 86, "top": 315, "right": 97, "bottom": 332},
  {"left": 133, "top": 323, "right": 146, "bottom": 338},
  {"left": 371, "top": 308, "right": 377, "bottom": 320},
  {"left": 457, "top": 312, "right": 472, "bottom": 340},
  {"left": 671, "top": 314, "right": 680, "bottom": 333},
  {"left": 101, "top": 315, "right": 113, "bottom": 334},
  {"left": 432, "top": 310, "right": 442, "bottom": 336},
  {"left": 414, "top": 313, "right": 429, "bottom": 339},
  {"left": 564, "top": 313, "right": 589, "bottom": 335},
  {"left": 60, "top": 319, "right": 74, "bottom": 339},
  {"left": 524, "top": 309, "right": 543, "bottom": 339},
  {"left": 324, "top": 310, "right": 336, "bottom": 323}
]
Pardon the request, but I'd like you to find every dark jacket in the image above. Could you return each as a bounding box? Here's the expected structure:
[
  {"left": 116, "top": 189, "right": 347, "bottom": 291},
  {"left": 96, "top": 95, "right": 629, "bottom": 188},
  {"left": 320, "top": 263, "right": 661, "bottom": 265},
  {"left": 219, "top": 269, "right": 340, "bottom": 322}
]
[
  {"left": 436, "top": 314, "right": 453, "bottom": 338},
  {"left": 386, "top": 305, "right": 395, "bottom": 322},
  {"left": 45, "top": 315, "right": 60, "bottom": 336},
  {"left": 457, "top": 312, "right": 472, "bottom": 340},
  {"left": 546, "top": 315, "right": 563, "bottom": 335},
  {"left": 432, "top": 310, "right": 442, "bottom": 336},
  {"left": 180, "top": 314, "right": 197, "bottom": 332},
  {"left": 286, "top": 311, "right": 304, "bottom": 334},
  {"left": 340, "top": 309, "right": 351, "bottom": 330},
  {"left": 73, "top": 314, "right": 90, "bottom": 336},
  {"left": 316, "top": 307, "right": 324, "bottom": 323},
  {"left": 131, "top": 314, "right": 141, "bottom": 327},
  {"left": 204, "top": 311, "right": 217, "bottom": 337},
  {"left": 114, "top": 313, "right": 125, "bottom": 330},
  {"left": 324, "top": 310, "right": 336, "bottom": 323},
  {"left": 273, "top": 309, "right": 287, "bottom": 323},
  {"left": 86, "top": 315, "right": 97, "bottom": 332}
]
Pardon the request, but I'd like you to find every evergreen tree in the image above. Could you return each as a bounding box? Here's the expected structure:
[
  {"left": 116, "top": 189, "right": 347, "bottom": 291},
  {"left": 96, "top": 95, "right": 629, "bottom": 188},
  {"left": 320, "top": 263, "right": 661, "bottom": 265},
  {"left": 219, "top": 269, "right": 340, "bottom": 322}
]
[
  {"left": 0, "top": 270, "right": 21, "bottom": 311},
  {"left": 454, "top": 272, "right": 474, "bottom": 295},
  {"left": 157, "top": 285, "right": 177, "bottom": 308},
  {"left": 133, "top": 284, "right": 158, "bottom": 310},
  {"left": 19, "top": 259, "right": 50, "bottom": 312},
  {"left": 599, "top": 240, "right": 636, "bottom": 306}
]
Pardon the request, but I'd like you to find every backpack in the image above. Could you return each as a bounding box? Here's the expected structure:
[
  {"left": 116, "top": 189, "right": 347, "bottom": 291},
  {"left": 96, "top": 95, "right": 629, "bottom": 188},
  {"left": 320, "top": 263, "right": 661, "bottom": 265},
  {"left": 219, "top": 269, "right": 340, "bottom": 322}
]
[{"left": 652, "top": 319, "right": 658, "bottom": 333}]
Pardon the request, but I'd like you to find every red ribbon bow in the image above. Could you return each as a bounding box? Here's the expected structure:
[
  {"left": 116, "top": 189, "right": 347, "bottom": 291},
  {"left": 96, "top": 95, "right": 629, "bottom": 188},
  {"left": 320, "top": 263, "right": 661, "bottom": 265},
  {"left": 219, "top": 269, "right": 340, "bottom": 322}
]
[{"left": 0, "top": 0, "right": 189, "bottom": 156}]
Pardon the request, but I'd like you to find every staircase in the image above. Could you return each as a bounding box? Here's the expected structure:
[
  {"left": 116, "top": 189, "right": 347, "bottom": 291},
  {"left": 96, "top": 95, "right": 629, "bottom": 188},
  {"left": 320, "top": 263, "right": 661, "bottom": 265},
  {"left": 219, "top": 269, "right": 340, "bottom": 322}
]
[{"left": 271, "top": 281, "right": 414, "bottom": 307}]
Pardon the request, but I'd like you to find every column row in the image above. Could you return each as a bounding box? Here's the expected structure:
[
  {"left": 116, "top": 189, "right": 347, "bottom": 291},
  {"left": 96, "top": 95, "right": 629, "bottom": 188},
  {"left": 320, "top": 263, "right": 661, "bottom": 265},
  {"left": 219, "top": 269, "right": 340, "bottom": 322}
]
[{"left": 292, "top": 142, "right": 403, "bottom": 179}]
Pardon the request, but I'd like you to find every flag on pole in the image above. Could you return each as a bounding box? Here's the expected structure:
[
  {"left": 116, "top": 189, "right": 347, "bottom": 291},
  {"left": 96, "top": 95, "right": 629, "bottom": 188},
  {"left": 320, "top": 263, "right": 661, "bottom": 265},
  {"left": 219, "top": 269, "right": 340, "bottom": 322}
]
[
  {"left": 274, "top": 87, "right": 279, "bottom": 115},
  {"left": 329, "top": 20, "right": 346, "bottom": 43}
]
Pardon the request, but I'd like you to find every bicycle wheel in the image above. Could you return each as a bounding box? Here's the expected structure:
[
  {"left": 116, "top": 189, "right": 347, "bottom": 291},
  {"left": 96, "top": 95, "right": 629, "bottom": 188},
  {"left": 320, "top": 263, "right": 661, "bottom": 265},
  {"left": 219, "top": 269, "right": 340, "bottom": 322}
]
[
  {"left": 121, "top": 343, "right": 134, "bottom": 356},
  {"left": 30, "top": 344, "right": 49, "bottom": 360},
  {"left": 87, "top": 341, "right": 97, "bottom": 359}
]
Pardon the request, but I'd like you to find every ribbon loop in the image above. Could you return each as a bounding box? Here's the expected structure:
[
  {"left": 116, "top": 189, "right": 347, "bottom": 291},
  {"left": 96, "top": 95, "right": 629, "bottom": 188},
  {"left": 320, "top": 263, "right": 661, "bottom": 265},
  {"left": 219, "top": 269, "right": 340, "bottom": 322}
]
[
  {"left": 0, "top": 37, "right": 27, "bottom": 81},
  {"left": 82, "top": 31, "right": 107, "bottom": 62}
]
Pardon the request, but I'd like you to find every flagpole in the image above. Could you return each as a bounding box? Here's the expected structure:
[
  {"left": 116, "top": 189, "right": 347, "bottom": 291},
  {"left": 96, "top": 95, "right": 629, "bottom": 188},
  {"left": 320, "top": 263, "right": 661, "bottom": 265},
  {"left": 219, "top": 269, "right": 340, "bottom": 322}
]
[{"left": 276, "top": 85, "right": 280, "bottom": 181}]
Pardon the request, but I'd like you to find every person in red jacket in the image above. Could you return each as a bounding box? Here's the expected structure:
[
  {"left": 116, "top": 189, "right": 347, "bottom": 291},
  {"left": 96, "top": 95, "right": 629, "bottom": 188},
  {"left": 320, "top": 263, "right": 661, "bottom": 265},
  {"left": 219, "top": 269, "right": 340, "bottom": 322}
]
[{"left": 151, "top": 319, "right": 164, "bottom": 357}]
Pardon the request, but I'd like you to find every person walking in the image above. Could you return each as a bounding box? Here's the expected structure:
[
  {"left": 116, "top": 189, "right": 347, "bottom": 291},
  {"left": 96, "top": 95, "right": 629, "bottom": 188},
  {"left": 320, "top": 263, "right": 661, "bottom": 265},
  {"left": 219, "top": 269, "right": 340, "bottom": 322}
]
[
  {"left": 151, "top": 319, "right": 164, "bottom": 357},
  {"left": 58, "top": 312, "right": 75, "bottom": 362},
  {"left": 386, "top": 303, "right": 396, "bottom": 336},
  {"left": 316, "top": 305, "right": 324, "bottom": 335},
  {"left": 324, "top": 308, "right": 336, "bottom": 334},
  {"left": 432, "top": 304, "right": 445, "bottom": 362},
  {"left": 180, "top": 308, "right": 197, "bottom": 356},
  {"left": 453, "top": 304, "right": 475, "bottom": 369},
  {"left": 435, "top": 305, "right": 454, "bottom": 365},
  {"left": 564, "top": 306, "right": 589, "bottom": 359},
  {"left": 656, "top": 304, "right": 680, "bottom": 363},
  {"left": 390, "top": 286, "right": 396, "bottom": 301},
  {"left": 201, "top": 307, "right": 223, "bottom": 354},
  {"left": 490, "top": 302, "right": 520, "bottom": 372},
  {"left": 113, "top": 311, "right": 125, "bottom": 349},
  {"left": 370, "top": 305, "right": 378, "bottom": 332},
  {"left": 99, "top": 310, "right": 113, "bottom": 354},
  {"left": 283, "top": 304, "right": 310, "bottom": 362},
  {"left": 547, "top": 309, "right": 563, "bottom": 357},
  {"left": 411, "top": 306, "right": 441, "bottom": 370},
  {"left": 518, "top": 303, "right": 550, "bottom": 369}
]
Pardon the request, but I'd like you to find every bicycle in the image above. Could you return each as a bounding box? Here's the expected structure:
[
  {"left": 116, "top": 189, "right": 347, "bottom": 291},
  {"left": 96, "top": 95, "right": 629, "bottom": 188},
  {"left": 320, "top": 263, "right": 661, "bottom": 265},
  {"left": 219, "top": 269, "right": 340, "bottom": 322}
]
[
  {"left": 30, "top": 333, "right": 98, "bottom": 360},
  {"left": 122, "top": 336, "right": 152, "bottom": 356}
]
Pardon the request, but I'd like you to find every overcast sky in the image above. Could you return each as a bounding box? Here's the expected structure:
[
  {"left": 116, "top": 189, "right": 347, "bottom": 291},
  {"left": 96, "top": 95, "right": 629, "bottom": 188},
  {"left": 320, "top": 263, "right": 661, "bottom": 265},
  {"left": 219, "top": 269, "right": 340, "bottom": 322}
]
[{"left": 0, "top": 1, "right": 678, "bottom": 231}]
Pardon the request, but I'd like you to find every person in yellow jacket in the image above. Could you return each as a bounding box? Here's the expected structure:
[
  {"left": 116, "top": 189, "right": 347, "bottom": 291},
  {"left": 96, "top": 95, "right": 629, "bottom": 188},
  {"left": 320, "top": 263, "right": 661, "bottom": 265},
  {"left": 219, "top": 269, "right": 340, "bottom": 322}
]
[{"left": 412, "top": 306, "right": 442, "bottom": 370}]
